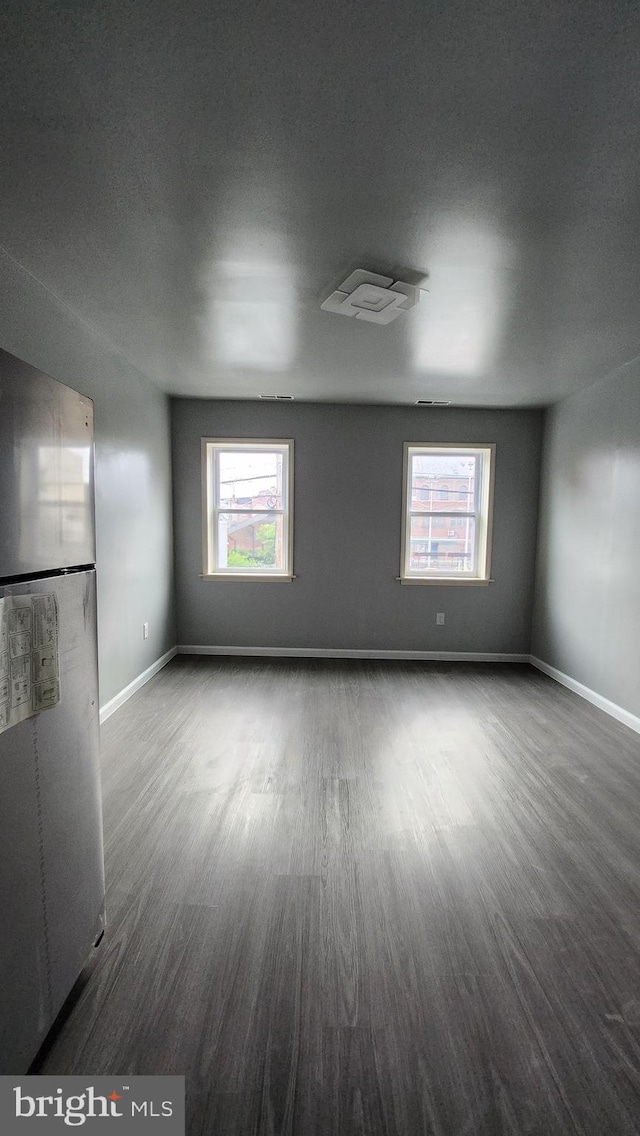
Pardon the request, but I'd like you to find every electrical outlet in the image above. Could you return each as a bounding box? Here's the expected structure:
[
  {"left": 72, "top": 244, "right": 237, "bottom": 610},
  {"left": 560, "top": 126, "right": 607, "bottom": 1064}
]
[
  {"left": 436, "top": 612, "right": 445, "bottom": 625},
  {"left": 143, "top": 622, "right": 149, "bottom": 640}
]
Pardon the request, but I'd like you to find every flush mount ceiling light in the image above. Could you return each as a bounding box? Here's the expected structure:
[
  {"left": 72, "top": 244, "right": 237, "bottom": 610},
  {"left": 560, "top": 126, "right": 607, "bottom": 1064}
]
[{"left": 321, "top": 269, "right": 421, "bottom": 325}]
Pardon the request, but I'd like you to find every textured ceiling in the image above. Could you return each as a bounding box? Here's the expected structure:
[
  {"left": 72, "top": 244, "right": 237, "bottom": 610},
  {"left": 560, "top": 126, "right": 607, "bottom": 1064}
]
[{"left": 1, "top": 0, "right": 639, "bottom": 406}]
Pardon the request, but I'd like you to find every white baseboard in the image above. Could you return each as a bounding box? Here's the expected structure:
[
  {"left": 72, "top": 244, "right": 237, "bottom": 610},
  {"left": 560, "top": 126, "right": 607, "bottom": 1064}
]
[
  {"left": 178, "top": 645, "right": 529, "bottom": 663},
  {"left": 529, "top": 656, "right": 640, "bottom": 736},
  {"left": 99, "top": 647, "right": 178, "bottom": 723},
  {"left": 99, "top": 647, "right": 640, "bottom": 737}
]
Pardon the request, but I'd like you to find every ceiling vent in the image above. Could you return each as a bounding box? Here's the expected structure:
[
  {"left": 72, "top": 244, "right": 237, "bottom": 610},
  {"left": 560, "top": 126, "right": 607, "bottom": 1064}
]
[
  {"left": 321, "top": 269, "right": 420, "bottom": 325},
  {"left": 259, "top": 393, "right": 294, "bottom": 401},
  {"left": 415, "top": 399, "right": 452, "bottom": 406}
]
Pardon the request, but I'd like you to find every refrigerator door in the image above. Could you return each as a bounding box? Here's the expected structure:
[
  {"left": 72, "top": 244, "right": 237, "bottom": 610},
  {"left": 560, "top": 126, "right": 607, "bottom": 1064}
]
[
  {"left": 0, "top": 570, "right": 105, "bottom": 1073},
  {"left": 0, "top": 348, "right": 95, "bottom": 579}
]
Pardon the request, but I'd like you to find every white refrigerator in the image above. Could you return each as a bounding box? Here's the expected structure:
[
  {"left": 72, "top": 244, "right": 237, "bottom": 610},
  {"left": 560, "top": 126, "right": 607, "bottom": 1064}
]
[{"left": 0, "top": 347, "right": 106, "bottom": 1072}]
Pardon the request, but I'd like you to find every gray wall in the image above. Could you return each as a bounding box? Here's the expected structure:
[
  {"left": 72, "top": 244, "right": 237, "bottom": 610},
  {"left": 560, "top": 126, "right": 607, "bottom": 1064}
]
[
  {"left": 532, "top": 362, "right": 640, "bottom": 717},
  {"left": 0, "top": 246, "right": 176, "bottom": 708},
  {"left": 172, "top": 400, "right": 542, "bottom": 653}
]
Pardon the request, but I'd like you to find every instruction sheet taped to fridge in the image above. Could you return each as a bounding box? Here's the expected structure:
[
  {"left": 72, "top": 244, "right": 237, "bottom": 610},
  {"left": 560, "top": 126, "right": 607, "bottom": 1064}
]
[{"left": 0, "top": 593, "right": 60, "bottom": 734}]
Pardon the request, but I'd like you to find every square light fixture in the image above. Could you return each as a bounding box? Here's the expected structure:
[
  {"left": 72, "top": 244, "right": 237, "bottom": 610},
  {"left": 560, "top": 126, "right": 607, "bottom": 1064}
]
[{"left": 321, "top": 269, "right": 420, "bottom": 325}]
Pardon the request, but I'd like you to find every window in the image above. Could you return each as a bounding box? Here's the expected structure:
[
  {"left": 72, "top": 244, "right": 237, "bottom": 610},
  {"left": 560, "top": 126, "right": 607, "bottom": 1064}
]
[
  {"left": 202, "top": 439, "right": 293, "bottom": 580},
  {"left": 400, "top": 443, "right": 495, "bottom": 584}
]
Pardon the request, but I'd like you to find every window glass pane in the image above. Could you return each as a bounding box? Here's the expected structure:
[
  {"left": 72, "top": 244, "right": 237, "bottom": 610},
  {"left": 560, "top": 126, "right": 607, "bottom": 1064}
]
[
  {"left": 217, "top": 512, "right": 285, "bottom": 570},
  {"left": 408, "top": 515, "right": 476, "bottom": 573},
  {"left": 410, "top": 453, "right": 476, "bottom": 513},
  {"left": 217, "top": 450, "right": 284, "bottom": 509}
]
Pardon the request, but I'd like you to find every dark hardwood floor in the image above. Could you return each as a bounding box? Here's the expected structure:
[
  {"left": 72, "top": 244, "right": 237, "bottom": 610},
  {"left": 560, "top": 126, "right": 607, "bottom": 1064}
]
[{"left": 33, "top": 657, "right": 640, "bottom": 1134}]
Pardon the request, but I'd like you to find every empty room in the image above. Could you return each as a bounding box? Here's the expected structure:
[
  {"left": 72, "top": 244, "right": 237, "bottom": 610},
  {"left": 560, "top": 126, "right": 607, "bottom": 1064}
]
[{"left": 1, "top": 1, "right": 640, "bottom": 1133}]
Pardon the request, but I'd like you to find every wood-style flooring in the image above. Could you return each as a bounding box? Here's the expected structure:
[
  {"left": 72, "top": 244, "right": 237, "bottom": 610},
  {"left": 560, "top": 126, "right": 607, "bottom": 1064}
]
[{"left": 33, "top": 657, "right": 640, "bottom": 1134}]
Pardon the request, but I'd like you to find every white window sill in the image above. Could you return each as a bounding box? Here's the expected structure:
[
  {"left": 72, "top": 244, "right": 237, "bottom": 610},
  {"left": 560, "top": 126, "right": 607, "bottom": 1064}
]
[
  {"left": 399, "top": 577, "right": 493, "bottom": 586},
  {"left": 201, "top": 573, "right": 294, "bottom": 583}
]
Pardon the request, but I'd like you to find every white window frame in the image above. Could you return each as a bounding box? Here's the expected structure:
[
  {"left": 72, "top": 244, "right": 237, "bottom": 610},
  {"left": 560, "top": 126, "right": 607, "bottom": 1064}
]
[
  {"left": 400, "top": 442, "right": 495, "bottom": 585},
  {"left": 201, "top": 438, "right": 294, "bottom": 581}
]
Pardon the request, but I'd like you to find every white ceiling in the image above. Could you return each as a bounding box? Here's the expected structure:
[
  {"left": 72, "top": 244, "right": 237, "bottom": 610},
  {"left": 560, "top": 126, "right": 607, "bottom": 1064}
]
[{"left": 1, "top": 0, "right": 639, "bottom": 406}]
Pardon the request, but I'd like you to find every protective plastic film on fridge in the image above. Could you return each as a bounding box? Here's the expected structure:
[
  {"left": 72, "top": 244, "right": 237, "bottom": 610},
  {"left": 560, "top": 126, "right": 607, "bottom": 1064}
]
[{"left": 0, "top": 347, "right": 106, "bottom": 1073}]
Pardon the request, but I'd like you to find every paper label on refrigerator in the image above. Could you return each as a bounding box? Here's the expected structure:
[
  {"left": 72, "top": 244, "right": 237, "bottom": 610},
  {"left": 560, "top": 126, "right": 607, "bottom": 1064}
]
[{"left": 0, "top": 593, "right": 60, "bottom": 735}]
